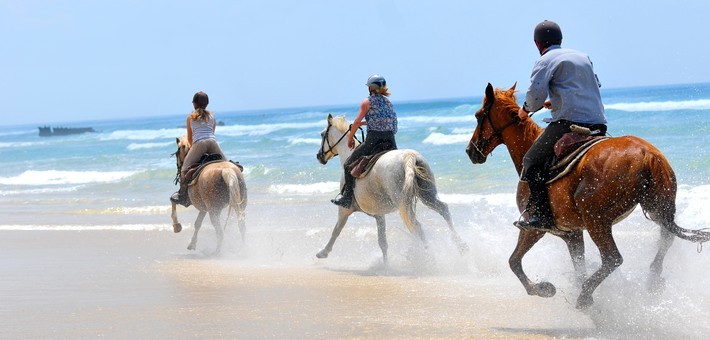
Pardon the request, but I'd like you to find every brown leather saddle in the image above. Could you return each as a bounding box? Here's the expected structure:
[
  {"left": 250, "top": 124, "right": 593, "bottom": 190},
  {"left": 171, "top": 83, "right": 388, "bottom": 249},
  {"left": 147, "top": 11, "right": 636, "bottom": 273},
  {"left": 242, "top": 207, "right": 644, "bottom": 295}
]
[
  {"left": 349, "top": 150, "right": 390, "bottom": 179},
  {"left": 546, "top": 125, "right": 609, "bottom": 184},
  {"left": 185, "top": 153, "right": 243, "bottom": 185}
]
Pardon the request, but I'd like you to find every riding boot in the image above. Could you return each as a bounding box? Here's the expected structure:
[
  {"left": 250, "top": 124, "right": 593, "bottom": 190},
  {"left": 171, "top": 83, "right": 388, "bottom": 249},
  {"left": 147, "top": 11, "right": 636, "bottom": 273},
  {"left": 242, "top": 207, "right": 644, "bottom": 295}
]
[
  {"left": 514, "top": 170, "right": 554, "bottom": 230},
  {"left": 170, "top": 180, "right": 191, "bottom": 207},
  {"left": 331, "top": 171, "right": 355, "bottom": 208}
]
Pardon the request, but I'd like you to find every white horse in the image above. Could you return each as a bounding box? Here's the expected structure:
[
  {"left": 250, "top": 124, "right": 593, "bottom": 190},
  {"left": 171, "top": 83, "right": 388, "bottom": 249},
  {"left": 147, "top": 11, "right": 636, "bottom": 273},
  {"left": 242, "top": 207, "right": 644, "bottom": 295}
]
[
  {"left": 315, "top": 114, "right": 468, "bottom": 262},
  {"left": 170, "top": 136, "right": 247, "bottom": 254}
]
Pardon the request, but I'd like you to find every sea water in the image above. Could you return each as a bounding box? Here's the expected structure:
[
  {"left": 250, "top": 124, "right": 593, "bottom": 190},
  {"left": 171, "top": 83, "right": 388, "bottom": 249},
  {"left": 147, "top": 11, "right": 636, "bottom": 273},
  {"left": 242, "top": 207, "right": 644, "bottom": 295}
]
[{"left": 1, "top": 82, "right": 707, "bottom": 230}]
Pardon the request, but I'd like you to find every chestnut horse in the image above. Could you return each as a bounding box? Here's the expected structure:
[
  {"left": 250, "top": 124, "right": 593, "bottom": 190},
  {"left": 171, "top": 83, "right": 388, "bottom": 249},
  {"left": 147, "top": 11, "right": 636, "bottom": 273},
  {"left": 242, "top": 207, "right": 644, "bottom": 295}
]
[
  {"left": 465, "top": 83, "right": 710, "bottom": 309},
  {"left": 170, "top": 136, "right": 247, "bottom": 254}
]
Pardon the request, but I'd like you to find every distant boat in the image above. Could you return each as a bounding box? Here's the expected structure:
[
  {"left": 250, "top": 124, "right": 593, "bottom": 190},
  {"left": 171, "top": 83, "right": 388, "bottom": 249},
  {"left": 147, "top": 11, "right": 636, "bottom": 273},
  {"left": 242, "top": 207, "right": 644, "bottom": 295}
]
[{"left": 38, "top": 126, "right": 96, "bottom": 137}]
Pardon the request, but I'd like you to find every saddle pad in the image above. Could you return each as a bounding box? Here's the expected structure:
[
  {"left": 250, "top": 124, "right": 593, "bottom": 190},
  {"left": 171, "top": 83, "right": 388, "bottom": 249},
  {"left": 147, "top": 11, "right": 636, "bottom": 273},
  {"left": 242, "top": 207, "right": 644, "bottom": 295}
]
[
  {"left": 546, "top": 137, "right": 610, "bottom": 184},
  {"left": 554, "top": 132, "right": 599, "bottom": 159},
  {"left": 350, "top": 150, "right": 390, "bottom": 179}
]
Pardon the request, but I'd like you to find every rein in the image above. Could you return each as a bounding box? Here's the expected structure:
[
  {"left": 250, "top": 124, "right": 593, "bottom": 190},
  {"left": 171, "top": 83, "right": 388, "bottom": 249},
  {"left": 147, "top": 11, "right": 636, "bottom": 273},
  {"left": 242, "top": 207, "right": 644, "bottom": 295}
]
[{"left": 320, "top": 122, "right": 364, "bottom": 157}]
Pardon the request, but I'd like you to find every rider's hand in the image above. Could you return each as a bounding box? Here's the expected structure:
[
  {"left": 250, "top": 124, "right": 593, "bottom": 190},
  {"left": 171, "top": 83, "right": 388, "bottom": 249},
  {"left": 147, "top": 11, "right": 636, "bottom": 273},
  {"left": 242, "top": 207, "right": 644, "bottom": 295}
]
[
  {"left": 347, "top": 136, "right": 355, "bottom": 149},
  {"left": 518, "top": 107, "right": 529, "bottom": 121},
  {"left": 543, "top": 100, "right": 552, "bottom": 109}
]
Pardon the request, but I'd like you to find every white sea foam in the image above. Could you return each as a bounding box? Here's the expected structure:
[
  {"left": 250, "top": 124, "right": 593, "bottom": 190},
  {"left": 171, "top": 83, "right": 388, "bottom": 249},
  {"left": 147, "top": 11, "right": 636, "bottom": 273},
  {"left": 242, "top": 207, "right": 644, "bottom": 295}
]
[
  {"left": 0, "top": 186, "right": 80, "bottom": 195},
  {"left": 219, "top": 121, "right": 324, "bottom": 137},
  {"left": 102, "top": 128, "right": 184, "bottom": 141},
  {"left": 400, "top": 115, "right": 475, "bottom": 124},
  {"left": 288, "top": 137, "right": 321, "bottom": 145},
  {"left": 422, "top": 132, "right": 472, "bottom": 145},
  {"left": 268, "top": 182, "right": 339, "bottom": 194},
  {"left": 605, "top": 99, "right": 710, "bottom": 112},
  {"left": 0, "top": 170, "right": 136, "bottom": 185},
  {"left": 0, "top": 141, "right": 46, "bottom": 148},
  {"left": 127, "top": 141, "right": 174, "bottom": 150}
]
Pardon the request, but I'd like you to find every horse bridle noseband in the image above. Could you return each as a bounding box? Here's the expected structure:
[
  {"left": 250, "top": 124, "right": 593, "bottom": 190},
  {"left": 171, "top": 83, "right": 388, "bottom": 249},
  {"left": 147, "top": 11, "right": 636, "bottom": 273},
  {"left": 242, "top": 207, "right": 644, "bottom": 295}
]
[
  {"left": 320, "top": 122, "right": 365, "bottom": 157},
  {"left": 472, "top": 99, "right": 521, "bottom": 155}
]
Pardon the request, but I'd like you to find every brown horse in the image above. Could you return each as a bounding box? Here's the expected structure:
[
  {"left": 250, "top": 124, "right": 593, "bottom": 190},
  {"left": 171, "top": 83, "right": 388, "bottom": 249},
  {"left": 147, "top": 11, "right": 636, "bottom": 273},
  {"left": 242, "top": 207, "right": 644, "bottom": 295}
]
[
  {"left": 465, "top": 83, "right": 710, "bottom": 309},
  {"left": 170, "top": 136, "right": 247, "bottom": 254}
]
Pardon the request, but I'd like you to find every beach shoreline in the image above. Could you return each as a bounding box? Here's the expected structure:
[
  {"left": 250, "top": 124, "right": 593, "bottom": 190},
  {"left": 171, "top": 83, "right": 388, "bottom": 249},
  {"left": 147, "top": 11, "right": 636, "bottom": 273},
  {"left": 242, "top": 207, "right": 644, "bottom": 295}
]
[{"left": 1, "top": 229, "right": 604, "bottom": 339}]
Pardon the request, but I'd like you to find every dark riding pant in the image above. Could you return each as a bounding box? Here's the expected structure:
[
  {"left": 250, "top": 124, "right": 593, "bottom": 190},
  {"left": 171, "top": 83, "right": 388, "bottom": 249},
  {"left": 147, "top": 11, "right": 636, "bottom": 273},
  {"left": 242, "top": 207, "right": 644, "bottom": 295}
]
[
  {"left": 340, "top": 130, "right": 397, "bottom": 196},
  {"left": 520, "top": 120, "right": 606, "bottom": 223},
  {"left": 521, "top": 120, "right": 607, "bottom": 181}
]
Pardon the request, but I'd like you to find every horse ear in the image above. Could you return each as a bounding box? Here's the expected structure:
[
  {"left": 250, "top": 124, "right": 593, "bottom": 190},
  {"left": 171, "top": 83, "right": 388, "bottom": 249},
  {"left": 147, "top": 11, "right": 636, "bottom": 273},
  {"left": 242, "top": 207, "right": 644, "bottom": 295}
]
[
  {"left": 176, "top": 137, "right": 180, "bottom": 144},
  {"left": 510, "top": 82, "right": 517, "bottom": 91},
  {"left": 485, "top": 83, "right": 495, "bottom": 102},
  {"left": 327, "top": 113, "right": 333, "bottom": 121}
]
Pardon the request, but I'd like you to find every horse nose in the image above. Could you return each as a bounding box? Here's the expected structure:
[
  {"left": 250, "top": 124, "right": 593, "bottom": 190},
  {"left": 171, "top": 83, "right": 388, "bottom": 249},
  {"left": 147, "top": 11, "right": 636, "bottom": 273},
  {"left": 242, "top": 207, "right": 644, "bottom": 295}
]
[{"left": 316, "top": 151, "right": 326, "bottom": 165}]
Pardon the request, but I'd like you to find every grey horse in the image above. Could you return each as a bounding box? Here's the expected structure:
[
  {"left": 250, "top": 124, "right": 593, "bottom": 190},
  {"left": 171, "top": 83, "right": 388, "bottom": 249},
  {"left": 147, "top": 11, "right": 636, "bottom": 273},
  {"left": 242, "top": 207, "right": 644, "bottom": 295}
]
[{"left": 316, "top": 114, "right": 467, "bottom": 262}]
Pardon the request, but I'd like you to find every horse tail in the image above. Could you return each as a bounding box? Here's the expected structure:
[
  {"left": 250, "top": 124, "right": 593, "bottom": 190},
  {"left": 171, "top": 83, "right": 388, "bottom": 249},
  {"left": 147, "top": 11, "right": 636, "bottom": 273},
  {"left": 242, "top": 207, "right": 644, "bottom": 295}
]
[
  {"left": 400, "top": 151, "right": 420, "bottom": 234},
  {"left": 641, "top": 150, "right": 710, "bottom": 244},
  {"left": 221, "top": 168, "right": 245, "bottom": 228}
]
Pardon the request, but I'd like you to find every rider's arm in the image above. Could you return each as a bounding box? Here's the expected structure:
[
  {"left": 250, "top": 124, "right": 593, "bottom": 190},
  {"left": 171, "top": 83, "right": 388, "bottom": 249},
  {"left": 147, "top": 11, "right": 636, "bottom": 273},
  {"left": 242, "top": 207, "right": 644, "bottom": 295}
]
[
  {"left": 348, "top": 98, "right": 369, "bottom": 146},
  {"left": 186, "top": 118, "right": 193, "bottom": 146}
]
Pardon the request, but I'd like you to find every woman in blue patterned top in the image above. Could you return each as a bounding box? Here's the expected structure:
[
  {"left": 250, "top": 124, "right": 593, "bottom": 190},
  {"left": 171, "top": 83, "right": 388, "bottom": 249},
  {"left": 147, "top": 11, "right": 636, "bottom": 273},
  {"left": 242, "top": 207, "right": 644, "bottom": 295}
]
[{"left": 331, "top": 74, "right": 399, "bottom": 208}]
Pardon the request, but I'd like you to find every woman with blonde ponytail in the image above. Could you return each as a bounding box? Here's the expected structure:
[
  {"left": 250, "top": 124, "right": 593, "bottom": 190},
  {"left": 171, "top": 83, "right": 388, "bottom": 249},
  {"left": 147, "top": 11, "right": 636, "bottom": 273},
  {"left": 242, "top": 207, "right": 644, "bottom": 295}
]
[{"left": 170, "top": 91, "right": 227, "bottom": 206}]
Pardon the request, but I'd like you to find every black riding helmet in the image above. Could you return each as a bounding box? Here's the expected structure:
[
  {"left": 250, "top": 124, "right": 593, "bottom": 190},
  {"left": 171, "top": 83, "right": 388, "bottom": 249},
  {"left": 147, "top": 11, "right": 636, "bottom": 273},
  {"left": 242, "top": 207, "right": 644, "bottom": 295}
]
[{"left": 534, "top": 20, "right": 563, "bottom": 48}]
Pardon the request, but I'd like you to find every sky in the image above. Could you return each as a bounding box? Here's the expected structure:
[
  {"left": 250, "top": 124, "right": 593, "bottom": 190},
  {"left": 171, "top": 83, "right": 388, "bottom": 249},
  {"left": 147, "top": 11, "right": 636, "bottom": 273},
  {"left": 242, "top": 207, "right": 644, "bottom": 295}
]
[{"left": 2, "top": 1, "right": 709, "bottom": 126}]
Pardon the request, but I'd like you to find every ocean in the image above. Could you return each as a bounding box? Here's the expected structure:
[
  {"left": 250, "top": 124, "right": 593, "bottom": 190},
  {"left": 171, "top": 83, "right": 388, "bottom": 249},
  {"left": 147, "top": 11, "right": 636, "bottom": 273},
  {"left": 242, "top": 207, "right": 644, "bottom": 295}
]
[
  {"left": 2, "top": 82, "right": 710, "bottom": 337},
  {"left": 1, "top": 82, "right": 708, "bottom": 231}
]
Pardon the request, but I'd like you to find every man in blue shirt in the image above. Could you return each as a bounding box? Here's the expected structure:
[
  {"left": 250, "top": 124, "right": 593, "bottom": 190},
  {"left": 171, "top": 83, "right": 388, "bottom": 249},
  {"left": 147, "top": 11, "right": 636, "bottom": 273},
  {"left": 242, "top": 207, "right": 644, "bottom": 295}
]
[{"left": 514, "top": 20, "right": 608, "bottom": 230}]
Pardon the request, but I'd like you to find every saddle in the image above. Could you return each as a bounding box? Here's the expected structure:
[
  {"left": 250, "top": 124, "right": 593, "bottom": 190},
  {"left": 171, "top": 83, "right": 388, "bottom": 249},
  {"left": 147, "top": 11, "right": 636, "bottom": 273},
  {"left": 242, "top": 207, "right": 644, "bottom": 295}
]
[
  {"left": 349, "top": 150, "right": 390, "bottom": 179},
  {"left": 185, "top": 153, "right": 244, "bottom": 185},
  {"left": 545, "top": 125, "right": 609, "bottom": 184}
]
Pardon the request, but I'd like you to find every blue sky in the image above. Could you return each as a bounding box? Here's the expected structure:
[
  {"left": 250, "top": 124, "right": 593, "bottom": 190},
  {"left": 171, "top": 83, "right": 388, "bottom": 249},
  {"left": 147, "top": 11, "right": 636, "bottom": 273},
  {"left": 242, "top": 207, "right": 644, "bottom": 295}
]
[{"left": 2, "top": 1, "right": 708, "bottom": 126}]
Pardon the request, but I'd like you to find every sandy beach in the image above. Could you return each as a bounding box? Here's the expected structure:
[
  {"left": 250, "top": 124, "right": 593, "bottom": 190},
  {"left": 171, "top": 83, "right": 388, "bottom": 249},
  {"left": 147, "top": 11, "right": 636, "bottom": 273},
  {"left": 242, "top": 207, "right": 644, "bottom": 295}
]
[{"left": 2, "top": 225, "right": 708, "bottom": 339}]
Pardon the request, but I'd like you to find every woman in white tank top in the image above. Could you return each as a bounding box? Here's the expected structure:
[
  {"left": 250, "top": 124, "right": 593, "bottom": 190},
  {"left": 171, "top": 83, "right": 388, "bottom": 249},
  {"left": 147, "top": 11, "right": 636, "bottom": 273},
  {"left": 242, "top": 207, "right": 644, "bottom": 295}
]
[{"left": 170, "top": 91, "right": 227, "bottom": 206}]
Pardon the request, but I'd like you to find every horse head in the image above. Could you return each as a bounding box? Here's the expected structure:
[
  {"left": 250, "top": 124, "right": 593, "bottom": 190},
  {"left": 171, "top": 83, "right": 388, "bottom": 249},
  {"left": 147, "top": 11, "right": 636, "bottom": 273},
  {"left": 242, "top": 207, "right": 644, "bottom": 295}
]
[
  {"left": 173, "top": 136, "right": 191, "bottom": 171},
  {"left": 316, "top": 113, "right": 350, "bottom": 165},
  {"left": 465, "top": 83, "right": 520, "bottom": 164}
]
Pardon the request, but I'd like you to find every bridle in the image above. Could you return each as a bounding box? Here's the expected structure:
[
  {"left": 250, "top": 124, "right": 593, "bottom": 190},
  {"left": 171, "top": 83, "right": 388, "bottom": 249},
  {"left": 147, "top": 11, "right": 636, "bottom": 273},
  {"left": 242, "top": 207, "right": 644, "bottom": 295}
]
[
  {"left": 319, "top": 121, "right": 364, "bottom": 158},
  {"left": 472, "top": 98, "right": 522, "bottom": 156},
  {"left": 171, "top": 143, "right": 188, "bottom": 185}
]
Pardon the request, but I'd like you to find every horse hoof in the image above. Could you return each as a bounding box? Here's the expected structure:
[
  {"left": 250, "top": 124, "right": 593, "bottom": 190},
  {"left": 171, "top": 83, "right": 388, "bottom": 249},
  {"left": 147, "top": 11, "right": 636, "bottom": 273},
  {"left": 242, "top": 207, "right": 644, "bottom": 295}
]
[
  {"left": 316, "top": 250, "right": 329, "bottom": 259},
  {"left": 534, "top": 282, "right": 556, "bottom": 298},
  {"left": 576, "top": 295, "right": 594, "bottom": 309},
  {"left": 173, "top": 223, "right": 182, "bottom": 233}
]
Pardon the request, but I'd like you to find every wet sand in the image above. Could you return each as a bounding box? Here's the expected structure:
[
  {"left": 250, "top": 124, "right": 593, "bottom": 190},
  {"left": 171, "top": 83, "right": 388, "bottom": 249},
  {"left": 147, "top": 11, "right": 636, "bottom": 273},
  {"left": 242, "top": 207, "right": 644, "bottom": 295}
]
[
  {"left": 2, "top": 229, "right": 708, "bottom": 339},
  {"left": 0, "top": 230, "right": 592, "bottom": 339}
]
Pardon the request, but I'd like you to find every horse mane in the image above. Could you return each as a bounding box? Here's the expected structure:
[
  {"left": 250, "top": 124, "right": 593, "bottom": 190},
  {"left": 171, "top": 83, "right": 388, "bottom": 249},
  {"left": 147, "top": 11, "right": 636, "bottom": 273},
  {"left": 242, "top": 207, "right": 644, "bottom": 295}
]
[
  {"left": 330, "top": 115, "right": 351, "bottom": 133},
  {"left": 494, "top": 87, "right": 543, "bottom": 140}
]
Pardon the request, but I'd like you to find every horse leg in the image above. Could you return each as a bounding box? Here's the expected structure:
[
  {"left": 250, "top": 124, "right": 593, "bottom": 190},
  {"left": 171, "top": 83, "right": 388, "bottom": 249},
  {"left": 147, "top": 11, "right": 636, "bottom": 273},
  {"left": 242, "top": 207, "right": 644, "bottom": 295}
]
[
  {"left": 648, "top": 224, "right": 675, "bottom": 293},
  {"left": 170, "top": 201, "right": 182, "bottom": 233},
  {"left": 208, "top": 210, "right": 224, "bottom": 254},
  {"left": 509, "top": 230, "right": 555, "bottom": 298},
  {"left": 419, "top": 191, "right": 468, "bottom": 254},
  {"left": 375, "top": 215, "right": 388, "bottom": 263},
  {"left": 188, "top": 211, "right": 207, "bottom": 250},
  {"left": 577, "top": 225, "right": 623, "bottom": 309},
  {"left": 316, "top": 208, "right": 353, "bottom": 259},
  {"left": 560, "top": 230, "right": 586, "bottom": 286}
]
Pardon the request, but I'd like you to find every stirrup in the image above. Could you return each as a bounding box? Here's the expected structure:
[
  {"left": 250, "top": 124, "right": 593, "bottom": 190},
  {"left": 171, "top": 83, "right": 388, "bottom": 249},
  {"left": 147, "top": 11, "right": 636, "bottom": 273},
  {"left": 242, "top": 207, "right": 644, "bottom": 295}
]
[
  {"left": 330, "top": 194, "right": 352, "bottom": 208},
  {"left": 170, "top": 192, "right": 191, "bottom": 207}
]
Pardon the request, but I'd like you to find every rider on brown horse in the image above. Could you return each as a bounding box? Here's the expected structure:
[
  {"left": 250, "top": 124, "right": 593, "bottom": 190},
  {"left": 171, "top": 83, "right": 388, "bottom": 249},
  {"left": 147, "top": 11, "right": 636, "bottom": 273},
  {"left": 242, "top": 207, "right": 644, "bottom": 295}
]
[
  {"left": 171, "top": 91, "right": 227, "bottom": 207},
  {"left": 515, "top": 20, "right": 608, "bottom": 231}
]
